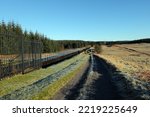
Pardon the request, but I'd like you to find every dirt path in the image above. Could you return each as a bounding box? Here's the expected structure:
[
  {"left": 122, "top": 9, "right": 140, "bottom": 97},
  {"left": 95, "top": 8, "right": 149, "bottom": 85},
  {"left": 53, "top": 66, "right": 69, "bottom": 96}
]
[{"left": 64, "top": 54, "right": 121, "bottom": 100}]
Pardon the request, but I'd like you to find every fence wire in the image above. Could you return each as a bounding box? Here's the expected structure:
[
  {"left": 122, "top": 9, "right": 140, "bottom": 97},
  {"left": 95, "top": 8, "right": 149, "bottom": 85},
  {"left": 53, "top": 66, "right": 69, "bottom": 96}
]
[{"left": 0, "top": 33, "right": 42, "bottom": 79}]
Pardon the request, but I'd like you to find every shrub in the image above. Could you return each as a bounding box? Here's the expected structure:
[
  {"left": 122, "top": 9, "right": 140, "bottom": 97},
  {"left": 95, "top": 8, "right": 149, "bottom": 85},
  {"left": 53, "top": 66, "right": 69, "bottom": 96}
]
[{"left": 94, "top": 44, "right": 102, "bottom": 54}]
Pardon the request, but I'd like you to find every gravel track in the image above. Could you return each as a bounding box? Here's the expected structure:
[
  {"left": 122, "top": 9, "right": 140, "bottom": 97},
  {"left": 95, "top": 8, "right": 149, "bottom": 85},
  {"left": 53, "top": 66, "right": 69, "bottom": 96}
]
[
  {"left": 57, "top": 54, "right": 150, "bottom": 100},
  {"left": 65, "top": 54, "right": 121, "bottom": 100}
]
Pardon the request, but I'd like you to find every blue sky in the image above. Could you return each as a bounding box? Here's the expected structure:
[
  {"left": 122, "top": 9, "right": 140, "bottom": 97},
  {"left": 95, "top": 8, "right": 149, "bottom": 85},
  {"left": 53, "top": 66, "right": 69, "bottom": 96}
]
[{"left": 0, "top": 0, "right": 150, "bottom": 41}]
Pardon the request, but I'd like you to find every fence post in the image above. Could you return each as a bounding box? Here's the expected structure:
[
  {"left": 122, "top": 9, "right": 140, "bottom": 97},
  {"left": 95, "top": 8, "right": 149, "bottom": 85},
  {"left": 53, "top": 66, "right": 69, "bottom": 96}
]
[
  {"left": 40, "top": 42, "right": 42, "bottom": 68},
  {"left": 21, "top": 36, "right": 24, "bottom": 74},
  {"left": 0, "top": 60, "right": 2, "bottom": 79}
]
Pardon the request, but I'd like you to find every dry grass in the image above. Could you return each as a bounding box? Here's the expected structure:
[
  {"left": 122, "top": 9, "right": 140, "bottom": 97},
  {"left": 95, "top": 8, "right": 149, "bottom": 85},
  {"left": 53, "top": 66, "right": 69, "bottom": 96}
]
[
  {"left": 100, "top": 43, "right": 150, "bottom": 82},
  {"left": 118, "top": 43, "right": 150, "bottom": 54},
  {"left": 98, "top": 43, "right": 150, "bottom": 99}
]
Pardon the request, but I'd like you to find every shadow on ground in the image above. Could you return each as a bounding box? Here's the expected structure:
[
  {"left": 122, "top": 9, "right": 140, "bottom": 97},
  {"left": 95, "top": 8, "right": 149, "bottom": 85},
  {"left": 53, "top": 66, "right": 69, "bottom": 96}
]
[{"left": 64, "top": 54, "right": 147, "bottom": 100}]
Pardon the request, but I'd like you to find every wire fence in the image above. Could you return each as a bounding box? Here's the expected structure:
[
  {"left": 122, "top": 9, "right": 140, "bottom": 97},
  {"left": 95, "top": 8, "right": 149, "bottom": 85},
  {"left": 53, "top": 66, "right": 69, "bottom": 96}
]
[{"left": 0, "top": 33, "right": 42, "bottom": 79}]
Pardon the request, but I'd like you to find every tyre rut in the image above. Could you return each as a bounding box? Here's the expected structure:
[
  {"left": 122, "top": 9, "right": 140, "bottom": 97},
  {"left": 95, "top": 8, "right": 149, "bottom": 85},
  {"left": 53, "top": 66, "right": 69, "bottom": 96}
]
[{"left": 65, "top": 54, "right": 121, "bottom": 100}]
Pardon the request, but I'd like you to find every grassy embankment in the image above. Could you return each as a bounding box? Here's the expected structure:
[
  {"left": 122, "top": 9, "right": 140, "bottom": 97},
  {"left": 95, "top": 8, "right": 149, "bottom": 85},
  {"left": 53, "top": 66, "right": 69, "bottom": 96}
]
[{"left": 0, "top": 53, "right": 89, "bottom": 98}]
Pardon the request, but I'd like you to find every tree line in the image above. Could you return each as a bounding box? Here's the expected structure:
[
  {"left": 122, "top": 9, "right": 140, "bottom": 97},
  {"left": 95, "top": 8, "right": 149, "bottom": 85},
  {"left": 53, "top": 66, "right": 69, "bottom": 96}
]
[
  {"left": 0, "top": 21, "right": 90, "bottom": 53},
  {"left": 0, "top": 21, "right": 149, "bottom": 54}
]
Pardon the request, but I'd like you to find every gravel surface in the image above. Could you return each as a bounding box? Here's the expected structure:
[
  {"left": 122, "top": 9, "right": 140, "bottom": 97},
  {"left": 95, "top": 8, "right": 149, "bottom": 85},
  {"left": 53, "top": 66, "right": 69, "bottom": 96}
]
[
  {"left": 53, "top": 54, "right": 150, "bottom": 100},
  {"left": 65, "top": 54, "right": 121, "bottom": 100}
]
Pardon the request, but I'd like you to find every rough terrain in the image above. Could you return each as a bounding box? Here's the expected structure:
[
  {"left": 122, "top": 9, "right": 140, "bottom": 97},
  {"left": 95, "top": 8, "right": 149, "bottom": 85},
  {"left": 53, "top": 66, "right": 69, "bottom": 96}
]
[{"left": 57, "top": 55, "right": 122, "bottom": 100}]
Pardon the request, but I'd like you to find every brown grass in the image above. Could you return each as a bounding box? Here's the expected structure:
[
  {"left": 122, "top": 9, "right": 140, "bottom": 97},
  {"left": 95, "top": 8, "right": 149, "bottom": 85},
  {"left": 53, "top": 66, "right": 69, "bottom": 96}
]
[{"left": 99, "top": 43, "right": 150, "bottom": 82}]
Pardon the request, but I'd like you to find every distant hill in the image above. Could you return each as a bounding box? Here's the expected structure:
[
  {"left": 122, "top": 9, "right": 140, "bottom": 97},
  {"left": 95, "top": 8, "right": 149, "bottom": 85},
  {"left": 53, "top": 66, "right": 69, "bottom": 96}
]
[
  {"left": 127, "top": 38, "right": 150, "bottom": 44},
  {"left": 95, "top": 38, "right": 150, "bottom": 45}
]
